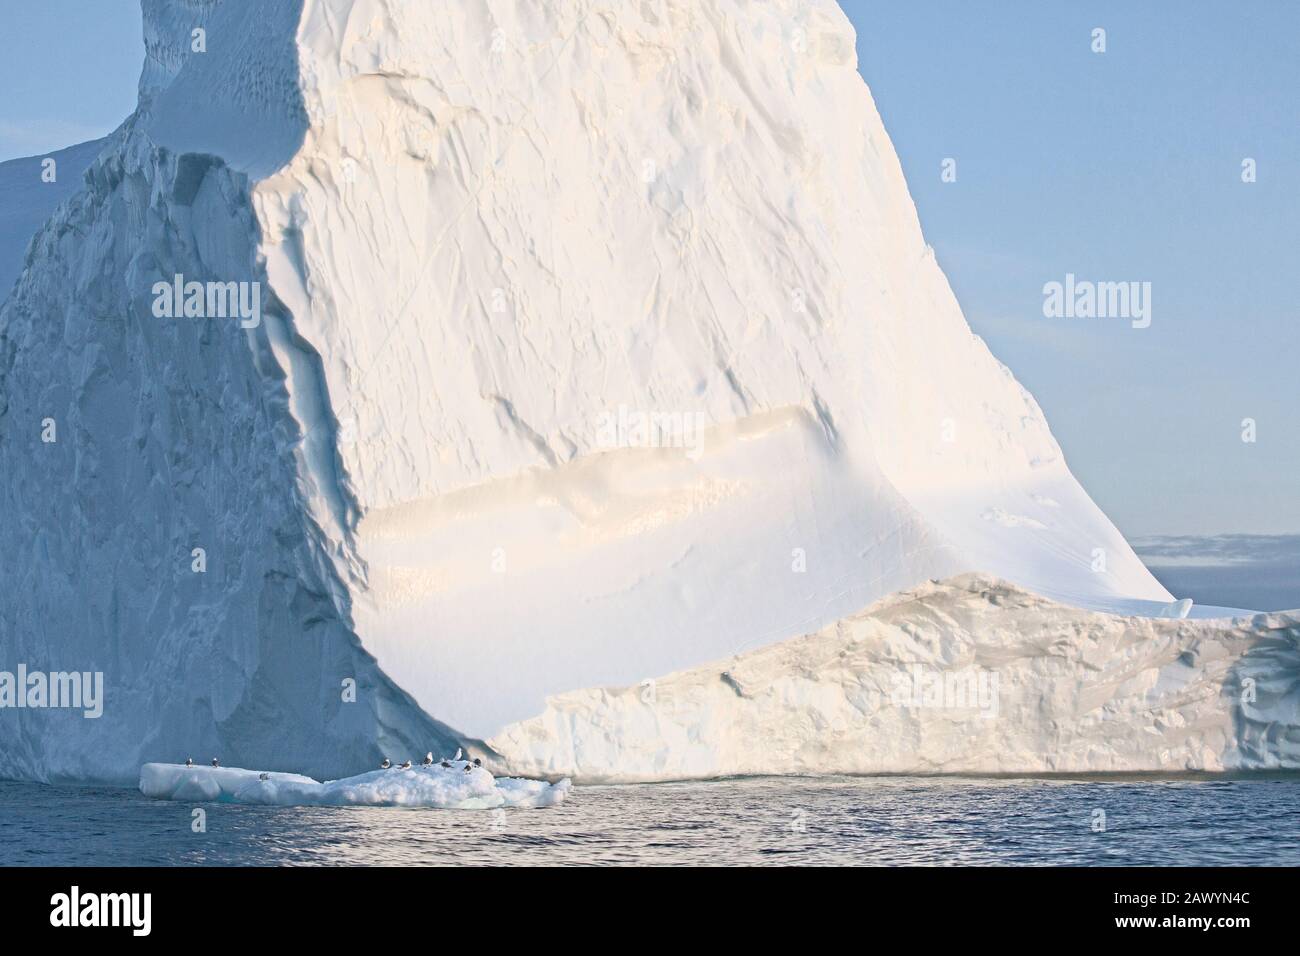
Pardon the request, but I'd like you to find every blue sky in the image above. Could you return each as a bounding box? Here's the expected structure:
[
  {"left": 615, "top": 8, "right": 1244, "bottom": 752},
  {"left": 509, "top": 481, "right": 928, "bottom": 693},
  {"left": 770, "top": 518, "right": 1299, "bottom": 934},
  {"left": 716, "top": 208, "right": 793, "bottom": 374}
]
[
  {"left": 1, "top": 0, "right": 1296, "bottom": 539},
  {"left": 845, "top": 0, "right": 1300, "bottom": 537},
  {"left": 0, "top": 1, "right": 142, "bottom": 160}
]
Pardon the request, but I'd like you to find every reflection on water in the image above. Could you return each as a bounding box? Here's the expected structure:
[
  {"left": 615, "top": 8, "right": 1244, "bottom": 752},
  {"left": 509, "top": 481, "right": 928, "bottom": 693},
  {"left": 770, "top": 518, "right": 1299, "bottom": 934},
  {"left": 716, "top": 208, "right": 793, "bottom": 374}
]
[{"left": 2, "top": 775, "right": 1297, "bottom": 866}]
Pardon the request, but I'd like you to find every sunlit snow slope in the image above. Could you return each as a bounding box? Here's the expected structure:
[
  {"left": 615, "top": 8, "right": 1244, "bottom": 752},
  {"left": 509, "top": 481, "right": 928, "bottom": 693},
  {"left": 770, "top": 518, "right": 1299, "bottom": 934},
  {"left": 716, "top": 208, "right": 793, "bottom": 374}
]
[
  {"left": 0, "top": 0, "right": 1194, "bottom": 782},
  {"left": 263, "top": 0, "right": 1177, "bottom": 740}
]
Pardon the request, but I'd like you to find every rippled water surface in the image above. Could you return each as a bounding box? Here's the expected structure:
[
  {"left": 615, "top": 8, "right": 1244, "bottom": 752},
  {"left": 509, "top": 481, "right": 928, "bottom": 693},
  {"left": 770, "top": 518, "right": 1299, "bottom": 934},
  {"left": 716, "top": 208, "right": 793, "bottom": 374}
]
[{"left": 2, "top": 775, "right": 1297, "bottom": 866}]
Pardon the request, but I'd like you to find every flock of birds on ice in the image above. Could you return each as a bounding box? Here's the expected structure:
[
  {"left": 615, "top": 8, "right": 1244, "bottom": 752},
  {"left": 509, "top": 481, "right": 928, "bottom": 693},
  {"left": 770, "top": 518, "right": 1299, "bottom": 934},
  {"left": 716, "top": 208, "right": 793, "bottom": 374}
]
[{"left": 181, "top": 749, "right": 483, "bottom": 780}]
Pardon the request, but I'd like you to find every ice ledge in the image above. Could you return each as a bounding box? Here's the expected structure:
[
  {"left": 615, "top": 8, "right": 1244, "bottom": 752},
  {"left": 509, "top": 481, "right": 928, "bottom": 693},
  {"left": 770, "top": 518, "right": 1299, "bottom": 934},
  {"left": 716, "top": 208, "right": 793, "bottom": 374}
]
[{"left": 489, "top": 574, "right": 1300, "bottom": 783}]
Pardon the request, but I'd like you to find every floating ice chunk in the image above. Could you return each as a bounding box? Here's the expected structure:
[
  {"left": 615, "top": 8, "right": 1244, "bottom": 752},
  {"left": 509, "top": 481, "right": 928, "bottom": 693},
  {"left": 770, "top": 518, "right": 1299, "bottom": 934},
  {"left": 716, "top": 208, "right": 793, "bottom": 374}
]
[
  {"left": 1158, "top": 598, "right": 1195, "bottom": 619},
  {"left": 140, "top": 761, "right": 570, "bottom": 809}
]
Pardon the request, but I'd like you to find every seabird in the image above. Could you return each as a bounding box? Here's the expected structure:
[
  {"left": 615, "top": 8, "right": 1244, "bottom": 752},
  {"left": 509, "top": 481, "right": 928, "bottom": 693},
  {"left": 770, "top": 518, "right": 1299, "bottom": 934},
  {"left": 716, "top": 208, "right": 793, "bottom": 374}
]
[
  {"left": 440, "top": 760, "right": 451, "bottom": 768},
  {"left": 399, "top": 760, "right": 412, "bottom": 770},
  {"left": 463, "top": 764, "right": 473, "bottom": 773},
  {"left": 454, "top": 748, "right": 463, "bottom": 761},
  {"left": 380, "top": 757, "right": 391, "bottom": 769},
  {"left": 422, "top": 752, "right": 433, "bottom": 766},
  {"left": 259, "top": 772, "right": 269, "bottom": 781},
  {"left": 473, "top": 758, "right": 482, "bottom": 767},
  {"left": 211, "top": 758, "right": 219, "bottom": 767},
  {"left": 185, "top": 758, "right": 193, "bottom": 767}
]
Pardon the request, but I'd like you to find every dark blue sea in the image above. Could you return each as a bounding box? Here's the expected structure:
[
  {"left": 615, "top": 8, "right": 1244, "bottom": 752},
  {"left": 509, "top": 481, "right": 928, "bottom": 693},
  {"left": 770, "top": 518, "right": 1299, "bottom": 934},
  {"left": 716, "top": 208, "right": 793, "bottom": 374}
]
[{"left": 2, "top": 774, "right": 1297, "bottom": 866}]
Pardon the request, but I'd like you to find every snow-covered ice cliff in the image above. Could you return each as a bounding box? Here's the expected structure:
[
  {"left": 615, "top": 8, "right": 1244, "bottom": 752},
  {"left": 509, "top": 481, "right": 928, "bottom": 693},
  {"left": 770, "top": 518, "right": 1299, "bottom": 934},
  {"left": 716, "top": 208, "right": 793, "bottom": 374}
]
[
  {"left": 0, "top": 0, "right": 463, "bottom": 782},
  {"left": 490, "top": 575, "right": 1300, "bottom": 782},
  {"left": 2, "top": 0, "right": 1281, "bottom": 784}
]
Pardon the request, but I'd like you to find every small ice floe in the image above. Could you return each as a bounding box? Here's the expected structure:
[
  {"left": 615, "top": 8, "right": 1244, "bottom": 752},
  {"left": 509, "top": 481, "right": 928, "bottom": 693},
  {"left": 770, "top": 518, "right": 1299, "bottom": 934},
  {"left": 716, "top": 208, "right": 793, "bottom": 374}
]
[{"left": 139, "top": 759, "right": 571, "bottom": 809}]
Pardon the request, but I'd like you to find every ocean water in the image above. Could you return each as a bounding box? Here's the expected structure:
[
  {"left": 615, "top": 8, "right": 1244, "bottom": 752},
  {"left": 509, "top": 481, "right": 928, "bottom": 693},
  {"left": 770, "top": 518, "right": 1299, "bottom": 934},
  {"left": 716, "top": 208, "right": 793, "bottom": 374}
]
[
  {"left": 1148, "top": 563, "right": 1300, "bottom": 614},
  {"left": 2, "top": 774, "right": 1298, "bottom": 866}
]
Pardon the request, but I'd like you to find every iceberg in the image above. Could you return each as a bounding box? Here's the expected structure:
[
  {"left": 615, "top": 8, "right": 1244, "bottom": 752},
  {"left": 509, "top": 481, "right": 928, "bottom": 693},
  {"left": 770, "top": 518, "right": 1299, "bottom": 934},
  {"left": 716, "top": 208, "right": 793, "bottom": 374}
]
[
  {"left": 139, "top": 759, "right": 570, "bottom": 809},
  {"left": 1, "top": 0, "right": 1289, "bottom": 784}
]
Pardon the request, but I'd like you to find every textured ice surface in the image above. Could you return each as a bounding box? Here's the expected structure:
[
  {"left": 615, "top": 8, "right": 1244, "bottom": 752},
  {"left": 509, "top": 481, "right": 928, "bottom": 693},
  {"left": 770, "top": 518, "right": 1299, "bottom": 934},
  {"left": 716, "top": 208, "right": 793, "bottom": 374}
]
[
  {"left": 491, "top": 574, "right": 1300, "bottom": 782},
  {"left": 0, "top": 0, "right": 1252, "bottom": 784},
  {"left": 140, "top": 760, "right": 570, "bottom": 809},
  {"left": 0, "top": 0, "right": 458, "bottom": 783}
]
